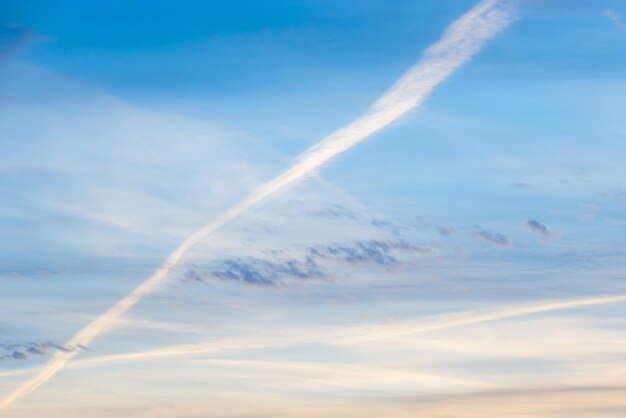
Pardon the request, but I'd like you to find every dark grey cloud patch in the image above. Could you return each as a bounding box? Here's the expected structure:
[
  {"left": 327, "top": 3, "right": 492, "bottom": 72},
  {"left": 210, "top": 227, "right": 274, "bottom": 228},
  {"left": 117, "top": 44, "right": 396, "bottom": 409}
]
[
  {"left": 25, "top": 344, "right": 46, "bottom": 355},
  {"left": 198, "top": 256, "right": 327, "bottom": 287},
  {"left": 472, "top": 229, "right": 512, "bottom": 249},
  {"left": 309, "top": 240, "right": 430, "bottom": 268},
  {"left": 527, "top": 220, "right": 551, "bottom": 239},
  {"left": 0, "top": 342, "right": 72, "bottom": 361},
  {"left": 189, "top": 239, "right": 430, "bottom": 287},
  {"left": 0, "top": 25, "right": 52, "bottom": 61}
]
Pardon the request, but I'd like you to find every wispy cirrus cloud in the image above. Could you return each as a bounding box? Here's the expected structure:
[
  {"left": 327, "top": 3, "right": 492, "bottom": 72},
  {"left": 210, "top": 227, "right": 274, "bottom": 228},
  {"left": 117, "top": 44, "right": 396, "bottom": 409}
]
[
  {"left": 437, "top": 226, "right": 455, "bottom": 237},
  {"left": 307, "top": 203, "right": 409, "bottom": 236},
  {"left": 369, "top": 218, "right": 410, "bottom": 236},
  {"left": 307, "top": 205, "right": 359, "bottom": 220},
  {"left": 603, "top": 8, "right": 626, "bottom": 29},
  {"left": 472, "top": 228, "right": 512, "bottom": 249},
  {"left": 0, "top": 25, "right": 52, "bottom": 61},
  {"left": 188, "top": 239, "right": 429, "bottom": 287},
  {"left": 309, "top": 240, "right": 429, "bottom": 268}
]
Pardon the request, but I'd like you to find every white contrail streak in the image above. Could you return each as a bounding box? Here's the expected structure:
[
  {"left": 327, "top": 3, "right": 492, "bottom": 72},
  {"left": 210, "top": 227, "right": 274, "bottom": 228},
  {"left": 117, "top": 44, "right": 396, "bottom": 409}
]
[
  {"left": 335, "top": 293, "right": 626, "bottom": 344},
  {"left": 0, "top": 0, "right": 513, "bottom": 410},
  {"left": 2, "top": 293, "right": 624, "bottom": 381}
]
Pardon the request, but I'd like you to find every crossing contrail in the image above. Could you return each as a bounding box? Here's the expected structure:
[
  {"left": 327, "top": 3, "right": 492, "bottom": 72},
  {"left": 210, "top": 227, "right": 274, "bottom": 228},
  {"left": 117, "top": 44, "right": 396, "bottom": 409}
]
[
  {"left": 0, "top": 0, "right": 514, "bottom": 410},
  {"left": 2, "top": 293, "right": 624, "bottom": 381},
  {"left": 334, "top": 293, "right": 626, "bottom": 344}
]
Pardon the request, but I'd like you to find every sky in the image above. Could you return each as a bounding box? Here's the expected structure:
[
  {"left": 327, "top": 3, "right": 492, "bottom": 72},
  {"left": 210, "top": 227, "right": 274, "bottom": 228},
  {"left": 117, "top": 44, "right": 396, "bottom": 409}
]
[{"left": 1, "top": 0, "right": 626, "bottom": 417}]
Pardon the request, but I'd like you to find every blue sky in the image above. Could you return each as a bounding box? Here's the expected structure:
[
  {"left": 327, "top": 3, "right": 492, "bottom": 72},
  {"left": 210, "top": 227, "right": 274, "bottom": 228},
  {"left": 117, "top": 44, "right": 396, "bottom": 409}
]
[{"left": 2, "top": 1, "right": 626, "bottom": 417}]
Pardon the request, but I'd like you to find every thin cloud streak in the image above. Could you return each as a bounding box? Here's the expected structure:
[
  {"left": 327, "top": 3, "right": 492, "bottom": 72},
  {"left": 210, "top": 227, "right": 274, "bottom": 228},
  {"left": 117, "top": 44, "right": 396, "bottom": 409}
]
[
  {"left": 335, "top": 293, "right": 626, "bottom": 344},
  {"left": 0, "top": 0, "right": 514, "bottom": 409},
  {"left": 2, "top": 293, "right": 625, "bottom": 381},
  {"left": 604, "top": 8, "right": 626, "bottom": 29},
  {"left": 0, "top": 25, "right": 52, "bottom": 61}
]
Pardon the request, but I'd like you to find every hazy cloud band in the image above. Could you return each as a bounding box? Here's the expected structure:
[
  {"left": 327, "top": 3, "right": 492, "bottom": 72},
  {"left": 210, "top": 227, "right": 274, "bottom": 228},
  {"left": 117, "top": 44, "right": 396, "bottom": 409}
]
[
  {"left": 3, "top": 293, "right": 624, "bottom": 380},
  {"left": 0, "top": 0, "right": 513, "bottom": 409}
]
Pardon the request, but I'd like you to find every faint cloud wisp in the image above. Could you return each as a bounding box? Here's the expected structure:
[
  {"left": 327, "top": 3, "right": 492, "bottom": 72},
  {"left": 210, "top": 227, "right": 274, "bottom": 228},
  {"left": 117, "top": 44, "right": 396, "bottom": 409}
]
[
  {"left": 603, "top": 8, "right": 626, "bottom": 29},
  {"left": 472, "top": 228, "right": 512, "bottom": 249},
  {"left": 0, "top": 24, "right": 53, "bottom": 61}
]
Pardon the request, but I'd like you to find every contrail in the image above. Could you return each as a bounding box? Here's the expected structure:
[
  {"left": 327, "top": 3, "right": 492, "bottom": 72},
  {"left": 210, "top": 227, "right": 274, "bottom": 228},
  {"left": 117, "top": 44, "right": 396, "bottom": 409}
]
[
  {"left": 335, "top": 293, "right": 626, "bottom": 344},
  {"left": 2, "top": 293, "right": 624, "bottom": 381},
  {"left": 0, "top": 0, "right": 513, "bottom": 410}
]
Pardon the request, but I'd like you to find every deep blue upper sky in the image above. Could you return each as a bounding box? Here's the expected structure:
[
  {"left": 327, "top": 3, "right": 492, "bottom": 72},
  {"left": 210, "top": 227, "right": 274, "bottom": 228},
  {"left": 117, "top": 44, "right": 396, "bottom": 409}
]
[
  {"left": 1, "top": 1, "right": 626, "bottom": 417},
  {"left": 3, "top": 0, "right": 619, "bottom": 98}
]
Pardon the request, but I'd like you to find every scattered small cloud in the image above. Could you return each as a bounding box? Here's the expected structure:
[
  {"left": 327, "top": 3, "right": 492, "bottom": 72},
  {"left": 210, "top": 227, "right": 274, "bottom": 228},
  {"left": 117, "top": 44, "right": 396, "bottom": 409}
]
[
  {"left": 191, "top": 256, "right": 327, "bottom": 288},
  {"left": 0, "top": 24, "right": 53, "bottom": 61},
  {"left": 309, "top": 240, "right": 430, "bottom": 268},
  {"left": 526, "top": 219, "right": 552, "bottom": 240},
  {"left": 188, "top": 239, "right": 430, "bottom": 287},
  {"left": 0, "top": 342, "right": 75, "bottom": 361},
  {"left": 306, "top": 204, "right": 410, "bottom": 235},
  {"left": 472, "top": 228, "right": 512, "bottom": 249},
  {"left": 370, "top": 218, "right": 394, "bottom": 228},
  {"left": 183, "top": 269, "right": 208, "bottom": 283},
  {"left": 307, "top": 205, "right": 359, "bottom": 220},
  {"left": 437, "top": 226, "right": 455, "bottom": 237},
  {"left": 603, "top": 8, "right": 626, "bottom": 29},
  {"left": 369, "top": 217, "right": 409, "bottom": 235}
]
